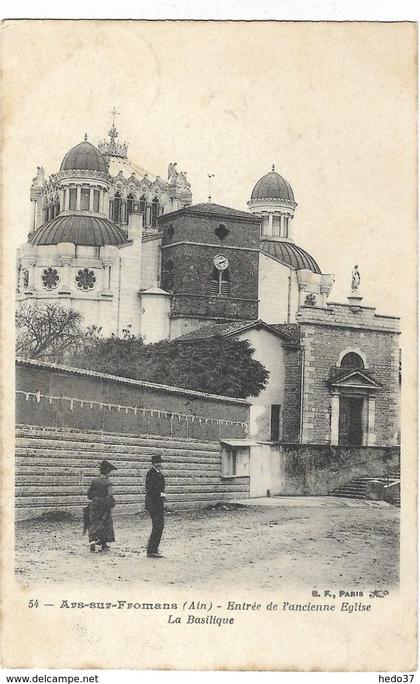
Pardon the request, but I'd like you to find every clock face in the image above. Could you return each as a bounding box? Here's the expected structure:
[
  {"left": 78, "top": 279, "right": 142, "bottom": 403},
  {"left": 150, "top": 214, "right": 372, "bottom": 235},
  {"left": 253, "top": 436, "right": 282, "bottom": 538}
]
[{"left": 214, "top": 255, "right": 229, "bottom": 271}]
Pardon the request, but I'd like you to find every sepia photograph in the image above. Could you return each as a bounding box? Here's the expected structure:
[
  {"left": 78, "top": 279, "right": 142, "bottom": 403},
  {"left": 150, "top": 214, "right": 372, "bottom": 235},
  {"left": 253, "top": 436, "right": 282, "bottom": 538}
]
[{"left": 1, "top": 17, "right": 417, "bottom": 672}]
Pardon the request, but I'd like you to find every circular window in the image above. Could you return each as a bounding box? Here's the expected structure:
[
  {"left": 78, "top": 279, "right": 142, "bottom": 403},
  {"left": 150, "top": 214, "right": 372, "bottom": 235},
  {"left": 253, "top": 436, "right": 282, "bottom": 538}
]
[
  {"left": 76, "top": 268, "right": 96, "bottom": 291},
  {"left": 304, "top": 292, "right": 317, "bottom": 306},
  {"left": 42, "top": 267, "right": 60, "bottom": 291}
]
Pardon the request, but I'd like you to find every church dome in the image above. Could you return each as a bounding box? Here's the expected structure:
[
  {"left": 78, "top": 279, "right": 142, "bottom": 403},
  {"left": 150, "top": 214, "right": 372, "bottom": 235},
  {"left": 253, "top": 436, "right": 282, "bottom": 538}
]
[
  {"left": 260, "top": 238, "right": 321, "bottom": 273},
  {"left": 251, "top": 168, "right": 295, "bottom": 202},
  {"left": 29, "top": 214, "right": 128, "bottom": 247},
  {"left": 60, "top": 139, "right": 107, "bottom": 174}
]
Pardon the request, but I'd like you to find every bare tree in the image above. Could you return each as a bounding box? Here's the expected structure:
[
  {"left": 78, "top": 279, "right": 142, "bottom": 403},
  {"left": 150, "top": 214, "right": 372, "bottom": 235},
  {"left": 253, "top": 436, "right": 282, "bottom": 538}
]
[{"left": 16, "top": 303, "right": 83, "bottom": 362}]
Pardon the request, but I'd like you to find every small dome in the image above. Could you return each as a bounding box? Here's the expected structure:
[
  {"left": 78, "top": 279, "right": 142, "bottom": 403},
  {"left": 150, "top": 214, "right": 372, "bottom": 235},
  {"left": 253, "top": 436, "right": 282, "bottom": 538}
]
[
  {"left": 60, "top": 140, "right": 107, "bottom": 173},
  {"left": 261, "top": 239, "right": 321, "bottom": 273},
  {"left": 29, "top": 214, "right": 128, "bottom": 247},
  {"left": 251, "top": 168, "right": 295, "bottom": 202}
]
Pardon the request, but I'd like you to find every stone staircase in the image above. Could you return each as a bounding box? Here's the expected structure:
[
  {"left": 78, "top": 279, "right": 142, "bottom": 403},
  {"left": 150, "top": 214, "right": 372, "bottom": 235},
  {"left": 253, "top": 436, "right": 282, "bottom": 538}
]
[
  {"left": 330, "top": 475, "right": 400, "bottom": 506},
  {"left": 15, "top": 425, "right": 250, "bottom": 520}
]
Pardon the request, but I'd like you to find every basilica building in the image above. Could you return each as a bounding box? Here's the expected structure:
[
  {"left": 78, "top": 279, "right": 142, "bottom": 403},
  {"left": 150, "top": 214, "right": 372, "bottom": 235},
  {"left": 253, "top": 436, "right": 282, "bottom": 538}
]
[
  {"left": 16, "top": 122, "right": 400, "bottom": 450},
  {"left": 17, "top": 122, "right": 334, "bottom": 340}
]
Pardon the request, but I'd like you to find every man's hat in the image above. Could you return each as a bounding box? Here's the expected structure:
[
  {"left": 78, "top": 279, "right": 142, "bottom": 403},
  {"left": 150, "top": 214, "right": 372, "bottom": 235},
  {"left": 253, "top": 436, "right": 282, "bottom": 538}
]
[
  {"left": 100, "top": 459, "right": 118, "bottom": 474},
  {"left": 151, "top": 455, "right": 163, "bottom": 464}
]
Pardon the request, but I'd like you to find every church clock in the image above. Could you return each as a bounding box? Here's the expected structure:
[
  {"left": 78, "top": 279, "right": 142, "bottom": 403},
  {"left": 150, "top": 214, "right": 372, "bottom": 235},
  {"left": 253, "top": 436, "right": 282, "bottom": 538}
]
[{"left": 214, "top": 255, "right": 229, "bottom": 271}]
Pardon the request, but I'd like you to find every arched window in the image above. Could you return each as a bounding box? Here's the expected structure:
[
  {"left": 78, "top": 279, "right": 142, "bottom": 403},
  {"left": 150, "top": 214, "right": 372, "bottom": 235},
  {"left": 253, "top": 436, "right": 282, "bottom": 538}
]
[
  {"left": 162, "top": 260, "right": 175, "bottom": 291},
  {"left": 167, "top": 224, "right": 174, "bottom": 240},
  {"left": 340, "top": 352, "right": 364, "bottom": 369},
  {"left": 69, "top": 188, "right": 77, "bottom": 211},
  {"left": 127, "top": 193, "right": 135, "bottom": 217},
  {"left": 139, "top": 195, "right": 147, "bottom": 221},
  {"left": 112, "top": 192, "right": 121, "bottom": 223},
  {"left": 210, "top": 267, "right": 230, "bottom": 297},
  {"left": 93, "top": 189, "right": 100, "bottom": 212},
  {"left": 80, "top": 187, "right": 90, "bottom": 211},
  {"left": 151, "top": 198, "right": 159, "bottom": 227}
]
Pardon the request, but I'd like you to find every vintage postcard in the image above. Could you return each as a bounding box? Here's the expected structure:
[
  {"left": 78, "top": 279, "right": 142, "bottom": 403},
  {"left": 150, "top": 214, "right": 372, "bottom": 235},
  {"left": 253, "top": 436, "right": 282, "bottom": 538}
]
[{"left": 0, "top": 20, "right": 417, "bottom": 671}]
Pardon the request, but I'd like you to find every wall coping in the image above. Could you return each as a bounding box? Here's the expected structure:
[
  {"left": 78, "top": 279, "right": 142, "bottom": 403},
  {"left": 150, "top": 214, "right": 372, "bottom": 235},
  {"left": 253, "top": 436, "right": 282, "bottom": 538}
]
[
  {"left": 297, "top": 319, "right": 400, "bottom": 334},
  {"left": 259, "top": 441, "right": 399, "bottom": 450},
  {"left": 326, "top": 302, "right": 400, "bottom": 320},
  {"left": 16, "top": 358, "right": 250, "bottom": 406},
  {"left": 158, "top": 205, "right": 261, "bottom": 225},
  {"left": 162, "top": 241, "right": 260, "bottom": 254}
]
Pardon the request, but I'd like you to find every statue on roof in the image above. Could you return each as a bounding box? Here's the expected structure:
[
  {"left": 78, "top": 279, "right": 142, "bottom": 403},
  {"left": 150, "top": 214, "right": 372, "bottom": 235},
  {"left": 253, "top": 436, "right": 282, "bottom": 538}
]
[
  {"left": 168, "top": 162, "right": 178, "bottom": 180},
  {"left": 351, "top": 265, "right": 360, "bottom": 291},
  {"left": 32, "top": 167, "right": 45, "bottom": 186}
]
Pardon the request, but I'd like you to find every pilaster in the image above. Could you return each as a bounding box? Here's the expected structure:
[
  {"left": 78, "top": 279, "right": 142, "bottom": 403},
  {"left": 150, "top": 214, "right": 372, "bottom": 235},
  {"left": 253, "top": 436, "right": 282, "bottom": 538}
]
[
  {"left": 367, "top": 395, "right": 376, "bottom": 446},
  {"left": 330, "top": 393, "right": 340, "bottom": 445}
]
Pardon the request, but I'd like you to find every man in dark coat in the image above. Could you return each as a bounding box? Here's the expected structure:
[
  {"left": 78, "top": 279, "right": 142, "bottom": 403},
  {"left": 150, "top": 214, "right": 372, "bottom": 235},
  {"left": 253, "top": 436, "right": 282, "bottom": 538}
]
[{"left": 145, "top": 454, "right": 166, "bottom": 558}]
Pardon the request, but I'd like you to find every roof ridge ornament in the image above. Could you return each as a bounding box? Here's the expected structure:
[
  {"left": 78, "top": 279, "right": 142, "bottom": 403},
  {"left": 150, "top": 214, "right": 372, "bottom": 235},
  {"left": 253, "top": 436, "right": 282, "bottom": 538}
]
[
  {"left": 98, "top": 107, "right": 128, "bottom": 160},
  {"left": 207, "top": 172, "right": 215, "bottom": 203},
  {"left": 272, "top": 163, "right": 275, "bottom": 172}
]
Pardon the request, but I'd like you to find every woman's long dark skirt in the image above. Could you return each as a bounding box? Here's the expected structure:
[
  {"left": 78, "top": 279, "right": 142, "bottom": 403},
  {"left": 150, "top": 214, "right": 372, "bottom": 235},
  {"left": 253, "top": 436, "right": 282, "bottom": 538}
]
[{"left": 88, "top": 498, "right": 115, "bottom": 543}]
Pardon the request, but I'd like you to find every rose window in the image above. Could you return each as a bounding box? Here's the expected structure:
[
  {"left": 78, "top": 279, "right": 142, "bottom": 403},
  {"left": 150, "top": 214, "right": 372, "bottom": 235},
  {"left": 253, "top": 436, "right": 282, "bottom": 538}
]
[
  {"left": 76, "top": 268, "right": 96, "bottom": 291},
  {"left": 304, "top": 292, "right": 317, "bottom": 307},
  {"left": 42, "top": 267, "right": 60, "bottom": 290}
]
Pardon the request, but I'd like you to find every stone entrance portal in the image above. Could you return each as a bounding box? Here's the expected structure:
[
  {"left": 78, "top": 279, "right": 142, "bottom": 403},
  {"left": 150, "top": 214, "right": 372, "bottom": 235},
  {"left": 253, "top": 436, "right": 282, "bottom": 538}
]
[
  {"left": 328, "top": 369, "right": 382, "bottom": 446},
  {"left": 339, "top": 396, "right": 363, "bottom": 446}
]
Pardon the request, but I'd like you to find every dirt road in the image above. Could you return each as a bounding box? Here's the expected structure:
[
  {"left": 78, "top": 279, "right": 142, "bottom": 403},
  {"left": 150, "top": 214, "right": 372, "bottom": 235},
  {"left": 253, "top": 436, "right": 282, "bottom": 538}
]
[{"left": 15, "top": 497, "right": 399, "bottom": 590}]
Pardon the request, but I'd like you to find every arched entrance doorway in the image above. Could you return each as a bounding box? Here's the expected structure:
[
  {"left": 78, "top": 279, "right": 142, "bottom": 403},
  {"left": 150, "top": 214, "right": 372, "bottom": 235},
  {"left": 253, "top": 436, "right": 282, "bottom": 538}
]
[{"left": 328, "top": 354, "right": 381, "bottom": 446}]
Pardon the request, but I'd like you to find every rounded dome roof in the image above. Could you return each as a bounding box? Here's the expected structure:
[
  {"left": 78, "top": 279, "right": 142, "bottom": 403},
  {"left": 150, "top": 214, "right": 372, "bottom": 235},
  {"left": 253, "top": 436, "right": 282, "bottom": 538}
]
[
  {"left": 251, "top": 169, "right": 295, "bottom": 202},
  {"left": 29, "top": 214, "right": 128, "bottom": 247},
  {"left": 60, "top": 140, "right": 107, "bottom": 173},
  {"left": 260, "top": 239, "right": 321, "bottom": 273}
]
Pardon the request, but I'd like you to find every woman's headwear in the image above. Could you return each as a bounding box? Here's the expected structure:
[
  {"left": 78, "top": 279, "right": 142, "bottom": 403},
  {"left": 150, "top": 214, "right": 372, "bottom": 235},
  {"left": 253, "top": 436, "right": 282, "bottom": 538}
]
[
  {"left": 100, "top": 459, "right": 117, "bottom": 474},
  {"left": 151, "top": 455, "right": 163, "bottom": 464}
]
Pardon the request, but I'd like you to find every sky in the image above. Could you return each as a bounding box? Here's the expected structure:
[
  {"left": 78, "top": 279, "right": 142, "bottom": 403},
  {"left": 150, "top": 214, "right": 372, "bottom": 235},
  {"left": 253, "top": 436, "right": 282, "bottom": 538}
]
[{"left": 2, "top": 20, "right": 417, "bottom": 316}]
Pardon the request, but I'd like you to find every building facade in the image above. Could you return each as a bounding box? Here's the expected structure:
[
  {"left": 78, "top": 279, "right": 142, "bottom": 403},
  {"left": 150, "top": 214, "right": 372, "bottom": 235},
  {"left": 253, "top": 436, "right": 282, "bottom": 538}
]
[
  {"left": 16, "top": 121, "right": 400, "bottom": 450},
  {"left": 17, "top": 122, "right": 335, "bottom": 340}
]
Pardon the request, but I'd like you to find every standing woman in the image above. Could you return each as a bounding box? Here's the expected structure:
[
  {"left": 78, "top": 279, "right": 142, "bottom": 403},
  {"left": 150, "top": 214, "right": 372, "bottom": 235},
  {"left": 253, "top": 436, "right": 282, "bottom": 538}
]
[{"left": 86, "top": 460, "right": 117, "bottom": 553}]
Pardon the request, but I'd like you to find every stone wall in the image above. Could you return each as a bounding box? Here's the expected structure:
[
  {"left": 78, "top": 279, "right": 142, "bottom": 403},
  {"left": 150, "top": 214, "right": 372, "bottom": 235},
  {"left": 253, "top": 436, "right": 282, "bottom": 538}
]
[
  {"left": 165, "top": 241, "right": 259, "bottom": 299},
  {"left": 160, "top": 209, "right": 260, "bottom": 321},
  {"left": 258, "top": 254, "right": 299, "bottom": 324},
  {"left": 249, "top": 442, "right": 400, "bottom": 497},
  {"left": 15, "top": 360, "right": 251, "bottom": 519},
  {"left": 170, "top": 292, "right": 258, "bottom": 322},
  {"left": 160, "top": 209, "right": 261, "bottom": 250},
  {"left": 282, "top": 345, "right": 302, "bottom": 442},
  {"left": 16, "top": 426, "right": 250, "bottom": 520},
  {"left": 141, "top": 234, "right": 161, "bottom": 290},
  {"left": 297, "top": 304, "right": 400, "bottom": 445},
  {"left": 118, "top": 236, "right": 143, "bottom": 336},
  {"left": 16, "top": 360, "right": 249, "bottom": 442}
]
